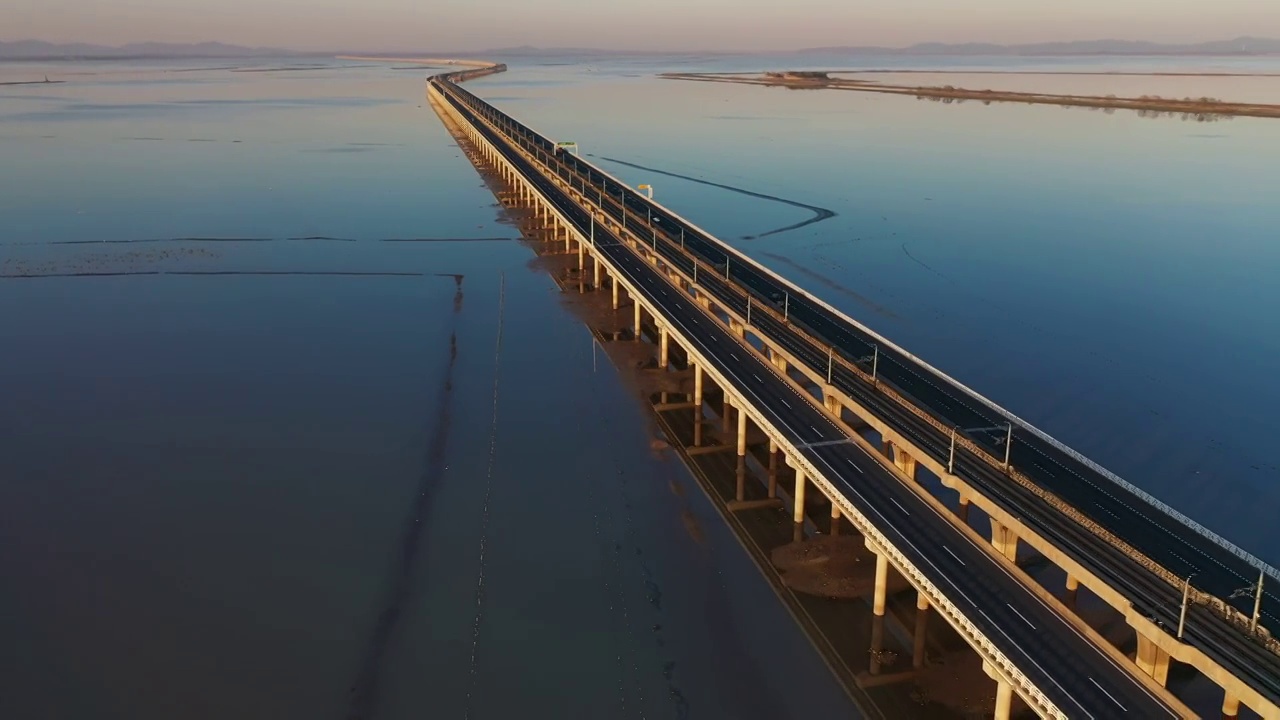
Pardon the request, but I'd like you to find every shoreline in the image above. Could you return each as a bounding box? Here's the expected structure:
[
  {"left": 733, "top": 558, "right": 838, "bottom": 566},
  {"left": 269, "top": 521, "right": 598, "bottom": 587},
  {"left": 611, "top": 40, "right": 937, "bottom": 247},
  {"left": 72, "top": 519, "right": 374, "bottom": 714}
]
[{"left": 661, "top": 71, "right": 1280, "bottom": 119}]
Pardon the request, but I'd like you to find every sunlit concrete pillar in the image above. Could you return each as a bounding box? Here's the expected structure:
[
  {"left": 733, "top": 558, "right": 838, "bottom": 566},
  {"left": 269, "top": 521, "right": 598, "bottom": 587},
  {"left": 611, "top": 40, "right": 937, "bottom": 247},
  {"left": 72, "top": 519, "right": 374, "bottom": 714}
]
[
  {"left": 767, "top": 440, "right": 778, "bottom": 498},
  {"left": 1065, "top": 575, "right": 1079, "bottom": 608},
  {"left": 873, "top": 551, "right": 889, "bottom": 616},
  {"left": 736, "top": 403, "right": 748, "bottom": 456},
  {"left": 722, "top": 395, "right": 733, "bottom": 434},
  {"left": 612, "top": 278, "right": 619, "bottom": 310},
  {"left": 593, "top": 256, "right": 601, "bottom": 289},
  {"left": 830, "top": 502, "right": 841, "bottom": 536},
  {"left": 957, "top": 496, "right": 971, "bottom": 524},
  {"left": 1222, "top": 692, "right": 1240, "bottom": 720},
  {"left": 994, "top": 680, "right": 1013, "bottom": 720},
  {"left": 913, "top": 593, "right": 929, "bottom": 669},
  {"left": 729, "top": 319, "right": 745, "bottom": 338},
  {"left": 989, "top": 518, "right": 1019, "bottom": 562},
  {"left": 823, "top": 389, "right": 841, "bottom": 417},
  {"left": 773, "top": 349, "right": 788, "bottom": 373},
  {"left": 634, "top": 300, "right": 642, "bottom": 340},
  {"left": 896, "top": 449, "right": 917, "bottom": 480},
  {"left": 1136, "top": 633, "right": 1171, "bottom": 687},
  {"left": 793, "top": 465, "right": 807, "bottom": 527},
  {"left": 659, "top": 325, "right": 669, "bottom": 368},
  {"left": 694, "top": 363, "right": 704, "bottom": 407}
]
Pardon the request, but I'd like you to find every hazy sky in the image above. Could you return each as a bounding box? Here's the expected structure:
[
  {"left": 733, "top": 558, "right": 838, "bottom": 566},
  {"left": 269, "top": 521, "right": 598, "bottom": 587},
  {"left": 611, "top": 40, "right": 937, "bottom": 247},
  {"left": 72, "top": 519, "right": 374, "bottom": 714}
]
[{"left": 8, "top": 0, "right": 1279, "bottom": 52}]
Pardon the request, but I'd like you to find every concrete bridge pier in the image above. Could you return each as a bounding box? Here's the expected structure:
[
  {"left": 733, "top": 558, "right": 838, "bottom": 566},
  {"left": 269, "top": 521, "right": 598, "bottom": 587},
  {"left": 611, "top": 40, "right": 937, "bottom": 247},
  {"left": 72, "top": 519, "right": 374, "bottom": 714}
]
[
  {"left": 830, "top": 502, "right": 842, "bottom": 536},
  {"left": 883, "top": 440, "right": 917, "bottom": 481},
  {"left": 736, "top": 400, "right": 747, "bottom": 456},
  {"left": 659, "top": 325, "right": 670, "bottom": 368},
  {"left": 1224, "top": 693, "right": 1240, "bottom": 720},
  {"left": 633, "top": 300, "right": 643, "bottom": 340},
  {"left": 913, "top": 592, "right": 929, "bottom": 669},
  {"left": 989, "top": 518, "right": 1019, "bottom": 562},
  {"left": 767, "top": 440, "right": 779, "bottom": 498},
  {"left": 1136, "top": 632, "right": 1172, "bottom": 687},
  {"left": 823, "top": 387, "right": 841, "bottom": 417},
  {"left": 611, "top": 277, "right": 619, "bottom": 310},
  {"left": 788, "top": 457, "right": 807, "bottom": 542},
  {"left": 593, "top": 256, "right": 601, "bottom": 289},
  {"left": 982, "top": 662, "right": 1016, "bottom": 720},
  {"left": 1064, "top": 574, "right": 1079, "bottom": 608}
]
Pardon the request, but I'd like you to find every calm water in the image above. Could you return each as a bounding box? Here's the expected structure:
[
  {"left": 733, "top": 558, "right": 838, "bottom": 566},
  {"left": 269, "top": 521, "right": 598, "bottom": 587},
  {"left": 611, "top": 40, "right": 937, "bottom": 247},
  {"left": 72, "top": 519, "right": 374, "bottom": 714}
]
[
  {"left": 3, "top": 53, "right": 1279, "bottom": 718},
  {"left": 1, "top": 58, "right": 853, "bottom": 719}
]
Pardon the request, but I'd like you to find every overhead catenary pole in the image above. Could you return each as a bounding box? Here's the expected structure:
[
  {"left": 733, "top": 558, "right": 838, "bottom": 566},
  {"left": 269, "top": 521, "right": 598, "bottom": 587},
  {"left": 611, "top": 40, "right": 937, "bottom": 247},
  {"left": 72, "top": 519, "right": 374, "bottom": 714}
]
[
  {"left": 871, "top": 345, "right": 879, "bottom": 382},
  {"left": 1254, "top": 570, "right": 1265, "bottom": 633},
  {"left": 827, "top": 346, "right": 834, "bottom": 384},
  {"left": 1178, "top": 575, "right": 1192, "bottom": 639},
  {"left": 948, "top": 427, "right": 957, "bottom": 474},
  {"left": 1003, "top": 422, "right": 1013, "bottom": 470}
]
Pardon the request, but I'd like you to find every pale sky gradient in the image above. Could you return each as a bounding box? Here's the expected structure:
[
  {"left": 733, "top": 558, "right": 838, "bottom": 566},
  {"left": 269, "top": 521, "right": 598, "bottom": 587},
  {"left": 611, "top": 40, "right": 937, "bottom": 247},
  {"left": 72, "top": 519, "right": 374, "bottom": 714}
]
[{"left": 7, "top": 0, "right": 1279, "bottom": 52}]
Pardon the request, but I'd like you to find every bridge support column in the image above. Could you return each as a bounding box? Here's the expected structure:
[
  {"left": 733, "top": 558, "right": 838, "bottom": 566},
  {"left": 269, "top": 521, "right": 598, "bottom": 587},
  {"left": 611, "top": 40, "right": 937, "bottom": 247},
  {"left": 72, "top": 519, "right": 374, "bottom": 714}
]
[
  {"left": 729, "top": 319, "right": 745, "bottom": 339},
  {"left": 1136, "top": 633, "right": 1171, "bottom": 687},
  {"left": 1222, "top": 692, "right": 1240, "bottom": 720},
  {"left": 767, "top": 441, "right": 778, "bottom": 498},
  {"left": 913, "top": 593, "right": 929, "bottom": 669},
  {"left": 768, "top": 347, "right": 788, "bottom": 373},
  {"left": 1064, "top": 574, "right": 1079, "bottom": 608},
  {"left": 792, "top": 464, "right": 807, "bottom": 540},
  {"left": 659, "top": 325, "right": 669, "bottom": 368},
  {"left": 736, "top": 403, "right": 747, "bottom": 456},
  {"left": 693, "top": 363, "right": 704, "bottom": 407},
  {"left": 722, "top": 395, "right": 733, "bottom": 434},
  {"left": 989, "top": 519, "right": 1019, "bottom": 562},
  {"left": 634, "top": 300, "right": 642, "bottom": 341},
  {"left": 823, "top": 387, "right": 841, "bottom": 417},
  {"left": 593, "top": 256, "right": 601, "bottom": 289},
  {"left": 872, "top": 550, "right": 889, "bottom": 616},
  {"left": 993, "top": 680, "right": 1013, "bottom": 720},
  {"left": 612, "top": 278, "right": 619, "bottom": 310},
  {"left": 957, "top": 496, "right": 970, "bottom": 524}
]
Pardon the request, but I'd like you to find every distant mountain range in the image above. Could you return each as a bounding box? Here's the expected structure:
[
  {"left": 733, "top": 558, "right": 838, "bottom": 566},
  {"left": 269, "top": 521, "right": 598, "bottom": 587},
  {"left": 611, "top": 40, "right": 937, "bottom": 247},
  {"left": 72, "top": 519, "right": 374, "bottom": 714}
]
[
  {"left": 796, "top": 37, "right": 1280, "bottom": 56},
  {"left": 4, "top": 36, "right": 1280, "bottom": 60},
  {"left": 0, "top": 40, "right": 294, "bottom": 60},
  {"left": 478, "top": 37, "right": 1280, "bottom": 57}
]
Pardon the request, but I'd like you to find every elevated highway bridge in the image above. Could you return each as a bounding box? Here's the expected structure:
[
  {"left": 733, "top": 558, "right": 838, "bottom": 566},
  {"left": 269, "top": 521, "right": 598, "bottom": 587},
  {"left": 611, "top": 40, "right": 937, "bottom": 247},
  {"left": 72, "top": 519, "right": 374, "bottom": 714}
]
[{"left": 425, "top": 61, "right": 1279, "bottom": 719}]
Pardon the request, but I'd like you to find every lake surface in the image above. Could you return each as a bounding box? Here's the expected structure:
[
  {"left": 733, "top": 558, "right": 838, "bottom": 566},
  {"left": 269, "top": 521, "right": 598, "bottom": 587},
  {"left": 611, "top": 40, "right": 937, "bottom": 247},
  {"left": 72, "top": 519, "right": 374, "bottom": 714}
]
[{"left": 3, "top": 53, "right": 1279, "bottom": 718}]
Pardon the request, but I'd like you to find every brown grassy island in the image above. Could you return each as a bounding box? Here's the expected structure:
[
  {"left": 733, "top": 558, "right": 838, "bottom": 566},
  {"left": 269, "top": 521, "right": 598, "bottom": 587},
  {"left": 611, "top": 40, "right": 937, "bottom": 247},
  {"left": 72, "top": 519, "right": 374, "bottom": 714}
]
[{"left": 661, "top": 70, "right": 1280, "bottom": 120}]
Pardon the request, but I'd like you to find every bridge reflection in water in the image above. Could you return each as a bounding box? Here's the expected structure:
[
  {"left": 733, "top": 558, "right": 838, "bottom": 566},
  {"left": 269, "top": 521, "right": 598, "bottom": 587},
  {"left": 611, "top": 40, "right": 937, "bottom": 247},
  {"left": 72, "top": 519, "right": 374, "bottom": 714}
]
[{"left": 427, "top": 61, "right": 1278, "bottom": 720}]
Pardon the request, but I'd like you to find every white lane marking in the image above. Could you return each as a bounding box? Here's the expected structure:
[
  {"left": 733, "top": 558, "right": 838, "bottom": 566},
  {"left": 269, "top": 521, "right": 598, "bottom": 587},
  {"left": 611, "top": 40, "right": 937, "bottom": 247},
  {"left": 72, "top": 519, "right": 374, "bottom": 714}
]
[
  {"left": 730, "top": 353, "right": 739, "bottom": 361},
  {"left": 809, "top": 425, "right": 821, "bottom": 436},
  {"left": 781, "top": 398, "right": 791, "bottom": 408},
  {"left": 942, "top": 546, "right": 966, "bottom": 566},
  {"left": 891, "top": 498, "right": 909, "bottom": 515},
  {"left": 753, "top": 374, "right": 762, "bottom": 382},
  {"left": 1006, "top": 603, "right": 1037, "bottom": 630},
  {"left": 1088, "top": 678, "right": 1128, "bottom": 712},
  {"left": 844, "top": 458, "right": 861, "bottom": 472}
]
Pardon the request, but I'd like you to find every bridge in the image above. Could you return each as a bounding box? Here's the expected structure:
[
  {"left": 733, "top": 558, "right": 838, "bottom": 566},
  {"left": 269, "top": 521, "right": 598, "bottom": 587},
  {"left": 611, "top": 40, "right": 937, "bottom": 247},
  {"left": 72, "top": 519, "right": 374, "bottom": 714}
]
[{"left": 426, "top": 62, "right": 1279, "bottom": 719}]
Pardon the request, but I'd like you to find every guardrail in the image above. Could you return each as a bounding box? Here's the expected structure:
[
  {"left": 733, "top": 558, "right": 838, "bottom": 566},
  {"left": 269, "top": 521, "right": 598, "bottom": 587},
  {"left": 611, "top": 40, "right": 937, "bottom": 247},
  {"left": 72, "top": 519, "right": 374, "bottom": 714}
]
[{"left": 429, "top": 79, "right": 1069, "bottom": 718}]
